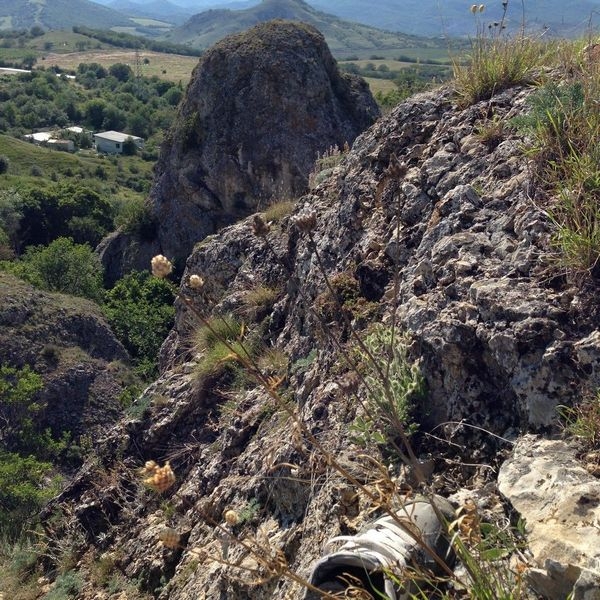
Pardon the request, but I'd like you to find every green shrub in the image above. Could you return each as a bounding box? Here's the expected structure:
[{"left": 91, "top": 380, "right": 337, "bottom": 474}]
[
  {"left": 113, "top": 197, "right": 157, "bottom": 241},
  {"left": 104, "top": 271, "right": 175, "bottom": 380},
  {"left": 44, "top": 571, "right": 83, "bottom": 600},
  {"left": 3, "top": 237, "right": 104, "bottom": 302},
  {"left": 0, "top": 451, "right": 59, "bottom": 539},
  {"left": 0, "top": 154, "right": 9, "bottom": 174},
  {"left": 351, "top": 324, "right": 424, "bottom": 449}
]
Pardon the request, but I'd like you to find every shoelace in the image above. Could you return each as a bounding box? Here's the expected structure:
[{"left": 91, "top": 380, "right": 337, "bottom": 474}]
[{"left": 324, "top": 517, "right": 415, "bottom": 568}]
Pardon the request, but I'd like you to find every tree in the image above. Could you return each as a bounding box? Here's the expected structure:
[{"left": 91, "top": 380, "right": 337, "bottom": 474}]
[
  {"left": 9, "top": 237, "right": 105, "bottom": 302},
  {"left": 109, "top": 63, "right": 133, "bottom": 82},
  {"left": 0, "top": 189, "right": 23, "bottom": 252},
  {"left": 84, "top": 98, "right": 106, "bottom": 129},
  {"left": 122, "top": 136, "right": 138, "bottom": 156},
  {"left": 0, "top": 155, "right": 9, "bottom": 175},
  {"left": 104, "top": 271, "right": 175, "bottom": 378}
]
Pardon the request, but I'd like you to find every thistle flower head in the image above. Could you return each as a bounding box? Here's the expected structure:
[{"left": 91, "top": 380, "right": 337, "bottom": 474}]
[
  {"left": 158, "top": 527, "right": 181, "bottom": 549},
  {"left": 151, "top": 255, "right": 173, "bottom": 278},
  {"left": 252, "top": 214, "right": 271, "bottom": 237},
  {"left": 189, "top": 274, "right": 205, "bottom": 289},
  {"left": 470, "top": 4, "right": 478, "bottom": 13},
  {"left": 479, "top": 3, "right": 485, "bottom": 11},
  {"left": 292, "top": 208, "right": 318, "bottom": 233},
  {"left": 224, "top": 509, "right": 239, "bottom": 526},
  {"left": 143, "top": 460, "right": 176, "bottom": 493}
]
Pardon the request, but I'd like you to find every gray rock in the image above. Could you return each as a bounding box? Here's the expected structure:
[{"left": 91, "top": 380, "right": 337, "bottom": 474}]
[{"left": 150, "top": 20, "right": 379, "bottom": 266}]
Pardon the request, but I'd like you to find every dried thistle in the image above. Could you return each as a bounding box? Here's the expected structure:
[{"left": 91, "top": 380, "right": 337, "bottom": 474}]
[
  {"left": 189, "top": 274, "right": 205, "bottom": 289},
  {"left": 143, "top": 461, "right": 176, "bottom": 493},
  {"left": 292, "top": 208, "right": 317, "bottom": 233},
  {"left": 151, "top": 254, "right": 173, "bottom": 278},
  {"left": 158, "top": 526, "right": 181, "bottom": 549},
  {"left": 252, "top": 214, "right": 271, "bottom": 237},
  {"left": 224, "top": 509, "right": 240, "bottom": 526}
]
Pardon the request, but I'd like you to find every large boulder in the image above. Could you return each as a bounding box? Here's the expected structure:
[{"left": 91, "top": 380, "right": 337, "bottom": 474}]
[{"left": 150, "top": 19, "right": 379, "bottom": 266}]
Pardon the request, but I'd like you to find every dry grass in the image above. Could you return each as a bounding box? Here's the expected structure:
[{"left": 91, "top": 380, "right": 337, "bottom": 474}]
[{"left": 40, "top": 50, "right": 199, "bottom": 83}]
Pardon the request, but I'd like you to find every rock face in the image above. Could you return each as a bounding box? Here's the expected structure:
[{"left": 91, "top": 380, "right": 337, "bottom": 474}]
[
  {"left": 38, "top": 81, "right": 600, "bottom": 599},
  {"left": 0, "top": 273, "right": 131, "bottom": 441},
  {"left": 150, "top": 20, "right": 380, "bottom": 266}
]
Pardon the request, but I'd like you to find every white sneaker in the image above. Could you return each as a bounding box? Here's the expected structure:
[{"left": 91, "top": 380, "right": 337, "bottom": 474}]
[{"left": 305, "top": 497, "right": 455, "bottom": 599}]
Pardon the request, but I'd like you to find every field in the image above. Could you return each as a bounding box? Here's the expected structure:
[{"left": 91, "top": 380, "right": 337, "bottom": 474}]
[
  {"left": 362, "top": 77, "right": 399, "bottom": 95},
  {"left": 41, "top": 49, "right": 199, "bottom": 83}
]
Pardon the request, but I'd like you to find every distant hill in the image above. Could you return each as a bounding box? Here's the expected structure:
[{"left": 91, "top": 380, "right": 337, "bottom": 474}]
[
  {"left": 0, "top": 0, "right": 136, "bottom": 31},
  {"left": 88, "top": 0, "right": 600, "bottom": 37},
  {"left": 163, "top": 0, "right": 442, "bottom": 58},
  {"left": 307, "top": 0, "right": 600, "bottom": 37},
  {"left": 106, "top": 0, "right": 193, "bottom": 25}
]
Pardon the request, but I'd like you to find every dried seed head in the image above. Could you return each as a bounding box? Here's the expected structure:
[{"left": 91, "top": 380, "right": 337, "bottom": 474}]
[
  {"left": 151, "top": 255, "right": 173, "bottom": 278},
  {"left": 224, "top": 509, "right": 239, "bottom": 526},
  {"left": 292, "top": 208, "right": 317, "bottom": 233},
  {"left": 470, "top": 4, "right": 478, "bottom": 12},
  {"left": 189, "top": 274, "right": 205, "bottom": 289},
  {"left": 144, "top": 461, "right": 176, "bottom": 493},
  {"left": 140, "top": 460, "right": 159, "bottom": 476},
  {"left": 478, "top": 3, "right": 485, "bottom": 11},
  {"left": 158, "top": 527, "right": 181, "bottom": 549},
  {"left": 252, "top": 214, "right": 271, "bottom": 237}
]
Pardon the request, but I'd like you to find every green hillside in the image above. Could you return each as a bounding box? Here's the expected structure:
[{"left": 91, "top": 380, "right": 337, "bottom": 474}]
[
  {"left": 0, "top": 134, "right": 153, "bottom": 203},
  {"left": 164, "top": 0, "right": 444, "bottom": 58},
  {"left": 0, "top": 0, "right": 134, "bottom": 31}
]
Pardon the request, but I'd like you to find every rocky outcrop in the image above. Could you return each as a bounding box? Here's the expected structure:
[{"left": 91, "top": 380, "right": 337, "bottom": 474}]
[
  {"left": 37, "top": 80, "right": 600, "bottom": 598},
  {"left": 0, "top": 273, "right": 131, "bottom": 441},
  {"left": 499, "top": 436, "right": 600, "bottom": 600},
  {"left": 150, "top": 20, "right": 379, "bottom": 266}
]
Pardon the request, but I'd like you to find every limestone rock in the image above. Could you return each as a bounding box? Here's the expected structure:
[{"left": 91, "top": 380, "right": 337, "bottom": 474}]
[
  {"left": 498, "top": 435, "right": 600, "bottom": 598},
  {"left": 150, "top": 20, "right": 379, "bottom": 265},
  {"left": 37, "top": 79, "right": 600, "bottom": 599}
]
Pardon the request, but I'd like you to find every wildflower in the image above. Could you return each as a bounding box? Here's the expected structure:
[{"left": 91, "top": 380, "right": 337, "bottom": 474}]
[
  {"left": 189, "top": 274, "right": 205, "bottom": 289},
  {"left": 224, "top": 509, "right": 239, "bottom": 526},
  {"left": 292, "top": 208, "right": 318, "bottom": 233},
  {"left": 143, "top": 461, "right": 176, "bottom": 492},
  {"left": 252, "top": 214, "right": 271, "bottom": 237},
  {"left": 158, "top": 527, "right": 181, "bottom": 549},
  {"left": 151, "top": 254, "right": 173, "bottom": 278}
]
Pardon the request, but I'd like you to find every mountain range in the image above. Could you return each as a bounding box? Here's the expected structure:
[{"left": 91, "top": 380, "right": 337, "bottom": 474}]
[
  {"left": 162, "top": 0, "right": 438, "bottom": 56},
  {"left": 2, "top": 0, "right": 599, "bottom": 39},
  {"left": 92, "top": 0, "right": 600, "bottom": 36}
]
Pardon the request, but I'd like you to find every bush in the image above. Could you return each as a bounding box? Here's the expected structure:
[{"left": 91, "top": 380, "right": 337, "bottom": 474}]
[
  {"left": 4, "top": 237, "right": 105, "bottom": 302},
  {"left": 104, "top": 271, "right": 175, "bottom": 379},
  {"left": 0, "top": 451, "right": 58, "bottom": 539},
  {"left": 0, "top": 154, "right": 9, "bottom": 174}
]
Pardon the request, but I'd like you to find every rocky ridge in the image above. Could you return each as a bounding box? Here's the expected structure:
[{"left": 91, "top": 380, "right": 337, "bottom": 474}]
[
  {"left": 0, "top": 273, "right": 132, "bottom": 446},
  {"left": 41, "top": 79, "right": 600, "bottom": 599}
]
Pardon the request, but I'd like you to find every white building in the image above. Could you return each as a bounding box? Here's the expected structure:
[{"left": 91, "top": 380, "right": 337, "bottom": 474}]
[
  {"left": 23, "top": 131, "right": 74, "bottom": 152},
  {"left": 93, "top": 131, "right": 144, "bottom": 154}
]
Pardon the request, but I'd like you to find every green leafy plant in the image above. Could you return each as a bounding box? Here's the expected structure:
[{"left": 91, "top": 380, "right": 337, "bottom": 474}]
[
  {"left": 2, "top": 237, "right": 104, "bottom": 302},
  {"left": 351, "top": 324, "right": 423, "bottom": 449},
  {"left": 104, "top": 270, "right": 175, "bottom": 379}
]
